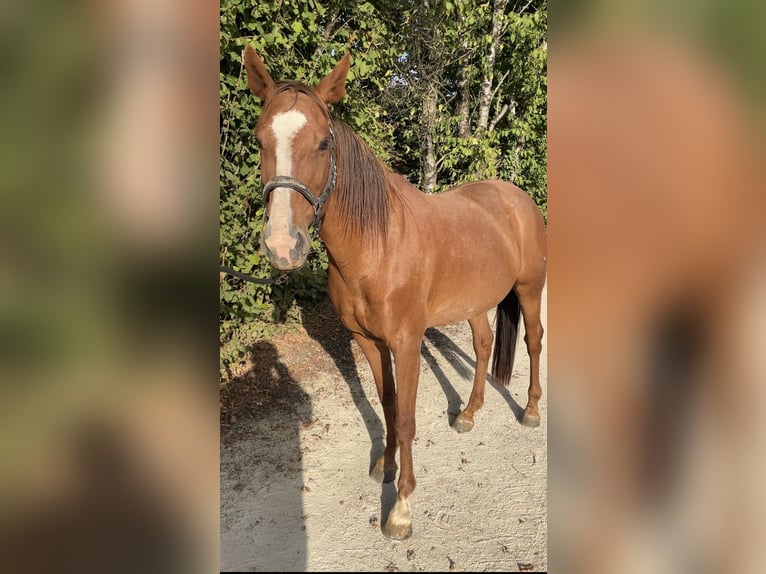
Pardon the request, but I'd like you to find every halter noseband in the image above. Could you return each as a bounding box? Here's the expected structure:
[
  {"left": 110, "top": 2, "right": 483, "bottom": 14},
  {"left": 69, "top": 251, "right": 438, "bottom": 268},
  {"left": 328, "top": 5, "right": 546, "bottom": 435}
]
[{"left": 262, "top": 126, "right": 337, "bottom": 236}]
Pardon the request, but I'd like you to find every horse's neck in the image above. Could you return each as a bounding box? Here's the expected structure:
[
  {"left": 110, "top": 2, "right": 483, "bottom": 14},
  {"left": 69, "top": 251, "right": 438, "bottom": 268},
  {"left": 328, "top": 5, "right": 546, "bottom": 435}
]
[
  {"left": 320, "top": 231, "right": 376, "bottom": 290},
  {"left": 319, "top": 174, "right": 409, "bottom": 271}
]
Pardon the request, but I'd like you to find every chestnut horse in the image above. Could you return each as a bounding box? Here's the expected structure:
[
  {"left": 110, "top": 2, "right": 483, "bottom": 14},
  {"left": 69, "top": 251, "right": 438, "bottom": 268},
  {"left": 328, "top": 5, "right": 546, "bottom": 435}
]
[{"left": 244, "top": 47, "right": 547, "bottom": 540}]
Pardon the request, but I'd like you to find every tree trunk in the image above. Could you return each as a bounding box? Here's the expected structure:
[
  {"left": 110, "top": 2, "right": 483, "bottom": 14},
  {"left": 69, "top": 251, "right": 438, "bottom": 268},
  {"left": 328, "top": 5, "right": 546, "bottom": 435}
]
[
  {"left": 477, "top": 0, "right": 508, "bottom": 132},
  {"left": 421, "top": 82, "right": 438, "bottom": 193}
]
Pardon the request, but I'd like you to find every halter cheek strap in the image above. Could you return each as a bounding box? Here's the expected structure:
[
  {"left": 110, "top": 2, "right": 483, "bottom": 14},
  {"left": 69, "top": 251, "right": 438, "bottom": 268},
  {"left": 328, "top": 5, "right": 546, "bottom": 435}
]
[{"left": 262, "top": 127, "right": 337, "bottom": 235}]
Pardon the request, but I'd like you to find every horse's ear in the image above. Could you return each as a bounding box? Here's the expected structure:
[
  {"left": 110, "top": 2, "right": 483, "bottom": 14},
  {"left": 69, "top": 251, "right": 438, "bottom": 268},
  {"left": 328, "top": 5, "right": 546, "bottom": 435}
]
[
  {"left": 315, "top": 53, "right": 350, "bottom": 104},
  {"left": 244, "top": 46, "right": 275, "bottom": 101}
]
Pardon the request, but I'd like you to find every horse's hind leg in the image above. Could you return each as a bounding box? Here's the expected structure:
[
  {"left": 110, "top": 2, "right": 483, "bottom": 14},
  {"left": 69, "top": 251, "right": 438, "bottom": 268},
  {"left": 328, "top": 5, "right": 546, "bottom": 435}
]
[
  {"left": 352, "top": 333, "right": 398, "bottom": 483},
  {"left": 453, "top": 313, "right": 493, "bottom": 433},
  {"left": 515, "top": 280, "right": 545, "bottom": 427}
]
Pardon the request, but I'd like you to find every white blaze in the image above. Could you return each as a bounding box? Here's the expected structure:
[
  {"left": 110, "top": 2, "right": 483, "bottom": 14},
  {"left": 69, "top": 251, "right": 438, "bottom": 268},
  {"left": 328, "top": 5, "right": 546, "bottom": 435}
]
[{"left": 268, "top": 110, "right": 307, "bottom": 232}]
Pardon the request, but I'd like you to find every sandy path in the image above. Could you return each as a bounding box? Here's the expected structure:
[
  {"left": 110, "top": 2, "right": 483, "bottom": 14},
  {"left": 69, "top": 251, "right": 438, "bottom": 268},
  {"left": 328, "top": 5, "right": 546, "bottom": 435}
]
[{"left": 221, "top": 286, "right": 547, "bottom": 572}]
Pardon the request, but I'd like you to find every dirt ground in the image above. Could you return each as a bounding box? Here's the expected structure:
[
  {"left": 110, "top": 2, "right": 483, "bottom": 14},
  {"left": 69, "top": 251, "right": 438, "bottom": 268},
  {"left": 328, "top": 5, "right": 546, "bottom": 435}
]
[{"left": 220, "top": 286, "right": 547, "bottom": 572}]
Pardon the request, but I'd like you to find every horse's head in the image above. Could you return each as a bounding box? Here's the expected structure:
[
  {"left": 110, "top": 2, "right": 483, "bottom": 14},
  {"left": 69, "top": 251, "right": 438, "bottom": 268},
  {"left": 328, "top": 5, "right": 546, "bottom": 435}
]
[{"left": 244, "top": 47, "right": 350, "bottom": 271}]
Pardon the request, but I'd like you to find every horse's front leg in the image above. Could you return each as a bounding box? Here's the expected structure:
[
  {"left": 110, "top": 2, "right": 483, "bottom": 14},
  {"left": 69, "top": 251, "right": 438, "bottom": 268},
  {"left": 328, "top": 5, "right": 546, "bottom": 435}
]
[
  {"left": 382, "top": 332, "right": 423, "bottom": 540},
  {"left": 352, "top": 333, "right": 398, "bottom": 483}
]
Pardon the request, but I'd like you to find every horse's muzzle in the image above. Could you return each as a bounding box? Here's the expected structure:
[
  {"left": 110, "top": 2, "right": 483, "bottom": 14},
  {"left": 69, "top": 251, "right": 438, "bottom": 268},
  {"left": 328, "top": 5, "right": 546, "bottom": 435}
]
[{"left": 262, "top": 224, "right": 310, "bottom": 271}]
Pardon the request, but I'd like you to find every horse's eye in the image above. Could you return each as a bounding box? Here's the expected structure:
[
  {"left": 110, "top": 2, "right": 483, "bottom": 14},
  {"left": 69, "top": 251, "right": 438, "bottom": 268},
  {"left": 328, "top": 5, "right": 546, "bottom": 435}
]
[
  {"left": 318, "top": 137, "right": 330, "bottom": 152},
  {"left": 253, "top": 135, "right": 263, "bottom": 149}
]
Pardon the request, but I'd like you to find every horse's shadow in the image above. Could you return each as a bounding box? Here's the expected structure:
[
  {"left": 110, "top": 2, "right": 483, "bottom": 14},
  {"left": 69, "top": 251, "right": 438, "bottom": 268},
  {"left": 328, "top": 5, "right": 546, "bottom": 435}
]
[
  {"left": 296, "top": 300, "right": 527, "bottom": 452},
  {"left": 220, "top": 340, "right": 312, "bottom": 571},
  {"left": 423, "top": 327, "right": 526, "bottom": 422},
  {"left": 295, "top": 300, "right": 386, "bottom": 476},
  {"left": 293, "top": 299, "right": 526, "bottom": 527}
]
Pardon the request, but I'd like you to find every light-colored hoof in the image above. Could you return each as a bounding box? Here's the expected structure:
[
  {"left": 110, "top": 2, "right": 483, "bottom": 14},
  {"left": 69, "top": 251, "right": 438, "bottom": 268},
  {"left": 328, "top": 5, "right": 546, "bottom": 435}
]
[
  {"left": 381, "top": 499, "right": 413, "bottom": 540},
  {"left": 520, "top": 412, "right": 541, "bottom": 427},
  {"left": 370, "top": 455, "right": 397, "bottom": 484},
  {"left": 452, "top": 414, "right": 474, "bottom": 433},
  {"left": 382, "top": 519, "right": 412, "bottom": 540}
]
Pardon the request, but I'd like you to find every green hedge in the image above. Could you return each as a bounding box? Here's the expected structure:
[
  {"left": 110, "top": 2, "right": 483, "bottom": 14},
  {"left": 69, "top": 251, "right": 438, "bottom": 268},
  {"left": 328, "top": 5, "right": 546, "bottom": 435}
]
[{"left": 220, "top": 0, "right": 547, "bottom": 376}]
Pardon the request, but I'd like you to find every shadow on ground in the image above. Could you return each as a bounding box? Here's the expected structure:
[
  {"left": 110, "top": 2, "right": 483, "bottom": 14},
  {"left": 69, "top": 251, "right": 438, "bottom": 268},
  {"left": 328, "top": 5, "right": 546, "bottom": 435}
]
[
  {"left": 424, "top": 327, "right": 526, "bottom": 422},
  {"left": 295, "top": 300, "right": 387, "bottom": 475},
  {"left": 220, "top": 341, "right": 312, "bottom": 572}
]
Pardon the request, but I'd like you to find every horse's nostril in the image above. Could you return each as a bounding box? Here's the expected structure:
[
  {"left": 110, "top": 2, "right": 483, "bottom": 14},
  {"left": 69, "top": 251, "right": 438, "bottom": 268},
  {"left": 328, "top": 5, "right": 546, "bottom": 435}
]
[{"left": 295, "top": 232, "right": 307, "bottom": 252}]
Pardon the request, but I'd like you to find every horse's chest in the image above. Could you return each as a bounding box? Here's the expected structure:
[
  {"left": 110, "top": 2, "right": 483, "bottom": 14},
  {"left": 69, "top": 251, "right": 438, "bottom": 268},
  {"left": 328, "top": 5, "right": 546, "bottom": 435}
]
[
  {"left": 327, "top": 276, "right": 394, "bottom": 338},
  {"left": 327, "top": 275, "right": 369, "bottom": 327},
  {"left": 342, "top": 295, "right": 387, "bottom": 337}
]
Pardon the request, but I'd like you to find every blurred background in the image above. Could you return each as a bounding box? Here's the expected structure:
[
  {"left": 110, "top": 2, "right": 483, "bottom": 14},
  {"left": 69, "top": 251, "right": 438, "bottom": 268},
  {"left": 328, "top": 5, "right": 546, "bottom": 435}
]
[
  {"left": 0, "top": 0, "right": 219, "bottom": 572},
  {"left": 548, "top": 0, "right": 766, "bottom": 573},
  {"left": 1, "top": 0, "right": 764, "bottom": 572}
]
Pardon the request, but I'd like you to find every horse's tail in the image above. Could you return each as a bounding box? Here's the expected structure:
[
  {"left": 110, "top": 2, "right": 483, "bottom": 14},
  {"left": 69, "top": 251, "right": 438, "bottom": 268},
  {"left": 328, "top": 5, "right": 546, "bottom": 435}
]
[{"left": 491, "top": 289, "right": 522, "bottom": 387}]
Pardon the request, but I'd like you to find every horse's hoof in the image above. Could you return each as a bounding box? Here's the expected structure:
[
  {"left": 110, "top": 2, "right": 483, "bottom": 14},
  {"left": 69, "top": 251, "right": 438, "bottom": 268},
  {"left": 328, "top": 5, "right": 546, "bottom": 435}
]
[
  {"left": 370, "top": 456, "right": 397, "bottom": 483},
  {"left": 520, "top": 412, "right": 541, "bottom": 427},
  {"left": 452, "top": 415, "right": 474, "bottom": 433},
  {"left": 381, "top": 518, "right": 413, "bottom": 540},
  {"left": 370, "top": 465, "right": 384, "bottom": 483},
  {"left": 382, "top": 498, "right": 412, "bottom": 540},
  {"left": 370, "top": 465, "right": 397, "bottom": 484}
]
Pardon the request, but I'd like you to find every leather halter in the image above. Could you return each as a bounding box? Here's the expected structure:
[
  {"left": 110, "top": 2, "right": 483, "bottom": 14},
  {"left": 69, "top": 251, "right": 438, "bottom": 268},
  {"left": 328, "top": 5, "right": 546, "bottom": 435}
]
[{"left": 261, "top": 126, "right": 337, "bottom": 235}]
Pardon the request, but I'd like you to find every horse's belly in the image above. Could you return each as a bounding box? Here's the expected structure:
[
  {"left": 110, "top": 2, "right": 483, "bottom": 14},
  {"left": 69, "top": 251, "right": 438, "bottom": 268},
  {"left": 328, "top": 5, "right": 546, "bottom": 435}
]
[
  {"left": 426, "top": 282, "right": 511, "bottom": 327},
  {"left": 425, "top": 242, "right": 520, "bottom": 326}
]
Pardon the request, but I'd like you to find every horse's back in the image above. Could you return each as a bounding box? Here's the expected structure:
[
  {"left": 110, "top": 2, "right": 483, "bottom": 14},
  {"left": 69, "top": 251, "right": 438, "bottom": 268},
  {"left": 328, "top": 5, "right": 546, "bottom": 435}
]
[
  {"left": 412, "top": 179, "right": 546, "bottom": 325},
  {"left": 433, "top": 179, "right": 546, "bottom": 271},
  {"left": 449, "top": 179, "right": 542, "bottom": 225}
]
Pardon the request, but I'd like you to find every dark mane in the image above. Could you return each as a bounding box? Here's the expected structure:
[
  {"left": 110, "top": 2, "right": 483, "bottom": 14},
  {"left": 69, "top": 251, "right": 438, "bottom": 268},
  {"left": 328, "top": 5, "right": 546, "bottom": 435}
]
[
  {"left": 263, "top": 81, "right": 391, "bottom": 241},
  {"left": 330, "top": 117, "right": 391, "bottom": 241}
]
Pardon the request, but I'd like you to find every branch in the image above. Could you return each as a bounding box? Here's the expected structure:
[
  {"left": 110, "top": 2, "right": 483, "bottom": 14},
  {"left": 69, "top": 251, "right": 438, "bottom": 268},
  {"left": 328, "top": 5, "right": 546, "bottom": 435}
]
[
  {"left": 513, "top": 0, "right": 536, "bottom": 13},
  {"left": 491, "top": 70, "right": 510, "bottom": 102},
  {"left": 434, "top": 152, "right": 451, "bottom": 172},
  {"left": 312, "top": 6, "right": 341, "bottom": 61},
  {"left": 488, "top": 103, "right": 509, "bottom": 132}
]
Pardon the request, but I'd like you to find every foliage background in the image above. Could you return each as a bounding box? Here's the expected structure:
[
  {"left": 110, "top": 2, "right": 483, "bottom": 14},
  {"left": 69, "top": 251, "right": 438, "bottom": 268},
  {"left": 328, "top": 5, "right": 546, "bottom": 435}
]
[{"left": 220, "top": 0, "right": 547, "bottom": 375}]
